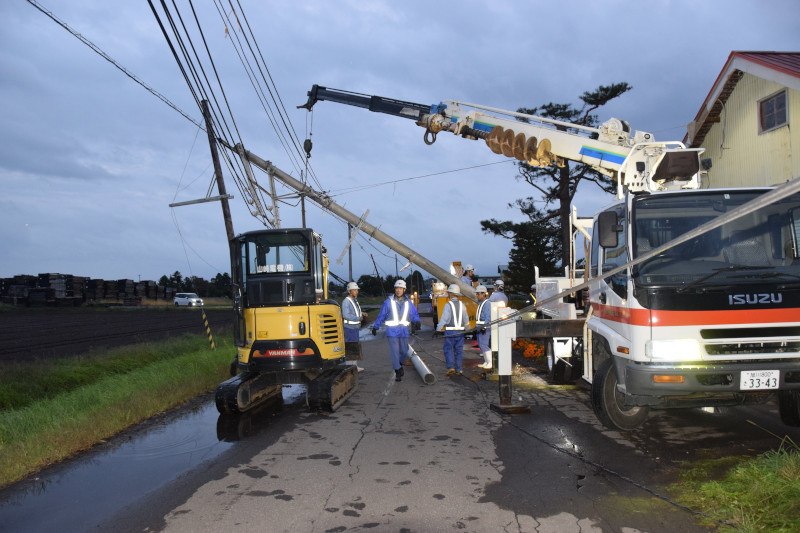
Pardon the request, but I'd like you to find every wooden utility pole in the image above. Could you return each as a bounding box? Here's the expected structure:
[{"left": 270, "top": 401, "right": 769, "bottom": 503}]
[{"left": 202, "top": 100, "right": 235, "bottom": 243}]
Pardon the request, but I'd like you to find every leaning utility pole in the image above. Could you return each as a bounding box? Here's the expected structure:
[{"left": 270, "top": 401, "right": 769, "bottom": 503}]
[
  {"left": 202, "top": 100, "right": 236, "bottom": 243},
  {"left": 219, "top": 141, "right": 476, "bottom": 300}
]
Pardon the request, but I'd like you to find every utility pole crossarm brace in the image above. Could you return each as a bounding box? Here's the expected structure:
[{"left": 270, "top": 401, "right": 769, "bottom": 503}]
[{"left": 336, "top": 210, "right": 370, "bottom": 265}]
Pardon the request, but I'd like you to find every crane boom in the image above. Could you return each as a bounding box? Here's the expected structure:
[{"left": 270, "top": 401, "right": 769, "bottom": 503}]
[{"left": 300, "top": 85, "right": 707, "bottom": 198}]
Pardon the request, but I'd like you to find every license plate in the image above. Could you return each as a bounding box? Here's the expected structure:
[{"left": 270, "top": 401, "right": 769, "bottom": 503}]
[{"left": 740, "top": 370, "right": 779, "bottom": 390}]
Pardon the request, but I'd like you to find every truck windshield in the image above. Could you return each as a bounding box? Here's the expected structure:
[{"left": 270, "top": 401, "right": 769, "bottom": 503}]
[{"left": 632, "top": 190, "right": 800, "bottom": 288}]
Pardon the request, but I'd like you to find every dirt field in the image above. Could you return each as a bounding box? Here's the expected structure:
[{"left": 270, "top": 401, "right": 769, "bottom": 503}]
[{"left": 0, "top": 307, "right": 234, "bottom": 362}]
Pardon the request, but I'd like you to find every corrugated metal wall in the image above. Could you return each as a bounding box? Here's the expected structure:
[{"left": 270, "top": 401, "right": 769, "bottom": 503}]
[{"left": 700, "top": 73, "right": 798, "bottom": 188}]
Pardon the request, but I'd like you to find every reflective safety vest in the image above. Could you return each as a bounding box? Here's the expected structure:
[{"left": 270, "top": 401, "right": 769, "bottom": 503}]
[
  {"left": 384, "top": 298, "right": 410, "bottom": 327},
  {"left": 475, "top": 299, "right": 489, "bottom": 326},
  {"left": 343, "top": 296, "right": 362, "bottom": 326},
  {"left": 528, "top": 293, "right": 537, "bottom": 306},
  {"left": 444, "top": 300, "right": 466, "bottom": 331}
]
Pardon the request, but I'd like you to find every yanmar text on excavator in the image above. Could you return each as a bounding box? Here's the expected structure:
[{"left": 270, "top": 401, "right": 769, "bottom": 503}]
[{"left": 215, "top": 228, "right": 358, "bottom": 414}]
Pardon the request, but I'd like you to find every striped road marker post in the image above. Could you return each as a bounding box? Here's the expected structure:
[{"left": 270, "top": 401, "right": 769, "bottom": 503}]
[{"left": 201, "top": 308, "right": 215, "bottom": 350}]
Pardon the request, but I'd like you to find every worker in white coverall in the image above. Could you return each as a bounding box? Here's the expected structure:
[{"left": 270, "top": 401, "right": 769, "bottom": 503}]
[{"left": 475, "top": 285, "right": 493, "bottom": 370}]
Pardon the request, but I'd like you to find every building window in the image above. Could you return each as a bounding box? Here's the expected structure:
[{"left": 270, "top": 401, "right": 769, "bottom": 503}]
[{"left": 759, "top": 89, "right": 787, "bottom": 134}]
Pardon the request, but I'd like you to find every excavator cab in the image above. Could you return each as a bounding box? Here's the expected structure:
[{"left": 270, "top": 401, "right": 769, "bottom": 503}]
[{"left": 218, "top": 228, "right": 356, "bottom": 414}]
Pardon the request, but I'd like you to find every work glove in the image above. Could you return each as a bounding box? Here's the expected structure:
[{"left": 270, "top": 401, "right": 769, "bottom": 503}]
[
  {"left": 414, "top": 321, "right": 421, "bottom": 330},
  {"left": 433, "top": 330, "right": 442, "bottom": 338},
  {"left": 371, "top": 327, "right": 377, "bottom": 336},
  {"left": 479, "top": 328, "right": 486, "bottom": 335}
]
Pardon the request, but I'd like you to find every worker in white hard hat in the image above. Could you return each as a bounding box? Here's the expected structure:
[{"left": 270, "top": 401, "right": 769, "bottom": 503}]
[
  {"left": 342, "top": 282, "right": 368, "bottom": 343},
  {"left": 436, "top": 283, "right": 467, "bottom": 376},
  {"left": 372, "top": 279, "right": 421, "bottom": 382},
  {"left": 341, "top": 282, "right": 368, "bottom": 373},
  {"left": 488, "top": 279, "right": 508, "bottom": 306},
  {"left": 460, "top": 264, "right": 475, "bottom": 286},
  {"left": 474, "top": 285, "right": 493, "bottom": 370}
]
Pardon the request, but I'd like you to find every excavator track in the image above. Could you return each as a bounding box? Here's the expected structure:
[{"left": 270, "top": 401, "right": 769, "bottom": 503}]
[
  {"left": 215, "top": 372, "right": 283, "bottom": 415},
  {"left": 306, "top": 364, "right": 359, "bottom": 412}
]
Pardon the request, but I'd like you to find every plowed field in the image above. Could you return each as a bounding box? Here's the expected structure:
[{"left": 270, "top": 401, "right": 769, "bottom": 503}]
[{"left": 0, "top": 307, "right": 234, "bottom": 362}]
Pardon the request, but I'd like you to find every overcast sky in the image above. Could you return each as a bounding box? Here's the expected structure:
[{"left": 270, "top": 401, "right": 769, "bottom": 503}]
[{"left": 1, "top": 1, "right": 798, "bottom": 286}]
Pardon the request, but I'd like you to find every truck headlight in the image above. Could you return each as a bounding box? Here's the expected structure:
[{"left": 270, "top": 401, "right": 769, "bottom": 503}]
[{"left": 646, "top": 339, "right": 701, "bottom": 360}]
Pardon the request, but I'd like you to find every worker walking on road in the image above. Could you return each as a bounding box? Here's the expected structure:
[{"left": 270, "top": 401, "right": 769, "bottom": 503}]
[
  {"left": 475, "top": 285, "right": 492, "bottom": 370},
  {"left": 436, "top": 284, "right": 467, "bottom": 376},
  {"left": 342, "top": 282, "right": 367, "bottom": 373},
  {"left": 372, "top": 280, "right": 420, "bottom": 382}
]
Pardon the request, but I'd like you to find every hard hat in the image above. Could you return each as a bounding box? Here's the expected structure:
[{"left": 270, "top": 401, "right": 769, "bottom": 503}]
[
  {"left": 464, "top": 264, "right": 474, "bottom": 271},
  {"left": 347, "top": 282, "right": 359, "bottom": 291},
  {"left": 394, "top": 280, "right": 407, "bottom": 289},
  {"left": 530, "top": 284, "right": 536, "bottom": 291},
  {"left": 475, "top": 285, "right": 487, "bottom": 293},
  {"left": 495, "top": 279, "right": 504, "bottom": 288},
  {"left": 447, "top": 284, "right": 461, "bottom": 294}
]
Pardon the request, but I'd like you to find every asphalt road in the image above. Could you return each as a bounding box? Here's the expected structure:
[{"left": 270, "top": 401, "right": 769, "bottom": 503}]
[
  {"left": 2, "top": 318, "right": 798, "bottom": 532},
  {"left": 80, "top": 331, "right": 798, "bottom": 532}
]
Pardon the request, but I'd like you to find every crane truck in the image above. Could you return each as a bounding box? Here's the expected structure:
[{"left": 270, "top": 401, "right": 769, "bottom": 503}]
[{"left": 301, "top": 85, "right": 800, "bottom": 431}]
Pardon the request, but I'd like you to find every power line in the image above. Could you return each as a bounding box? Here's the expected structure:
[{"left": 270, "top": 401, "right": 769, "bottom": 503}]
[{"left": 27, "top": 0, "right": 202, "bottom": 130}]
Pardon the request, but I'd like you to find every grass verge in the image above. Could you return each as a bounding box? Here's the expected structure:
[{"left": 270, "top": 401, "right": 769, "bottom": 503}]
[
  {"left": 670, "top": 439, "right": 800, "bottom": 532},
  {"left": 0, "top": 333, "right": 234, "bottom": 488}
]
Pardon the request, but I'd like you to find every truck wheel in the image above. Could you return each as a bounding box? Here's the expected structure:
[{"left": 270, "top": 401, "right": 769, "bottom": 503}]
[
  {"left": 591, "top": 358, "right": 649, "bottom": 431},
  {"left": 778, "top": 391, "right": 800, "bottom": 426},
  {"left": 546, "top": 341, "right": 565, "bottom": 384}
]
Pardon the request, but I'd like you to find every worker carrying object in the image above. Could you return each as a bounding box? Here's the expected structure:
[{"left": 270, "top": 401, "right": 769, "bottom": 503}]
[
  {"left": 372, "top": 279, "right": 421, "bottom": 382},
  {"left": 436, "top": 284, "right": 467, "bottom": 376},
  {"left": 475, "top": 285, "right": 492, "bottom": 370}
]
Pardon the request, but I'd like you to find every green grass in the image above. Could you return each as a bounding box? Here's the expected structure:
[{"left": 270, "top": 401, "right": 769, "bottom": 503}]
[
  {"left": 0, "top": 333, "right": 234, "bottom": 488},
  {"left": 670, "top": 439, "right": 800, "bottom": 532}
]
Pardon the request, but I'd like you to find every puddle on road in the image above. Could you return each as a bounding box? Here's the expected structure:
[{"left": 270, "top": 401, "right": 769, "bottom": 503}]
[{"left": 0, "top": 384, "right": 307, "bottom": 532}]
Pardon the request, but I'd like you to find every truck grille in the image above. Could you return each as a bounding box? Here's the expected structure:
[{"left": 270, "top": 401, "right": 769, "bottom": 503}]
[{"left": 700, "top": 326, "right": 800, "bottom": 358}]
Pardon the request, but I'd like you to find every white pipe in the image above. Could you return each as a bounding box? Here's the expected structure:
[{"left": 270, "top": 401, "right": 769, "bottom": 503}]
[{"left": 407, "top": 347, "right": 436, "bottom": 385}]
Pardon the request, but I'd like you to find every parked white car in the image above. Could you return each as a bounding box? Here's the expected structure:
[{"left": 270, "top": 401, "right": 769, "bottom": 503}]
[{"left": 173, "top": 292, "right": 204, "bottom": 307}]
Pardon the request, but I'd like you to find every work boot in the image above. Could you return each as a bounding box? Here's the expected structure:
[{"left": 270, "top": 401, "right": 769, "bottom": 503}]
[
  {"left": 395, "top": 368, "right": 402, "bottom": 381},
  {"left": 482, "top": 351, "right": 492, "bottom": 370},
  {"left": 399, "top": 366, "right": 405, "bottom": 377},
  {"left": 446, "top": 369, "right": 455, "bottom": 376}
]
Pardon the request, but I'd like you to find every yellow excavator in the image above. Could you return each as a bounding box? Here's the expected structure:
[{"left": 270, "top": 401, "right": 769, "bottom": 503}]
[{"left": 215, "top": 227, "right": 358, "bottom": 414}]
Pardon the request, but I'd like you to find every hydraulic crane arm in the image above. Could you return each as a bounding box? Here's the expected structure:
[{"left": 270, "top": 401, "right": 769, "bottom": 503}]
[
  {"left": 299, "top": 84, "right": 434, "bottom": 122},
  {"left": 301, "top": 85, "right": 708, "bottom": 197}
]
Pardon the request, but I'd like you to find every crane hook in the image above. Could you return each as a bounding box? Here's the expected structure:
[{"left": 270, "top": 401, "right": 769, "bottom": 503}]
[
  {"left": 303, "top": 138, "right": 312, "bottom": 159},
  {"left": 423, "top": 129, "right": 437, "bottom": 145}
]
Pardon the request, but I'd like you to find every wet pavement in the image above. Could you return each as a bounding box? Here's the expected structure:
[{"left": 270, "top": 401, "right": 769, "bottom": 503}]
[{"left": 2, "top": 327, "right": 798, "bottom": 532}]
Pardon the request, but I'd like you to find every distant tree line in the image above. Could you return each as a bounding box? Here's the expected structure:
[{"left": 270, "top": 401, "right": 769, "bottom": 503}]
[{"left": 158, "top": 271, "right": 232, "bottom": 298}]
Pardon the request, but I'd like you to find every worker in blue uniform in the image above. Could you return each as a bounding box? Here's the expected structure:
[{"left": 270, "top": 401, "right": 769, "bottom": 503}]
[
  {"left": 436, "top": 284, "right": 467, "bottom": 376},
  {"left": 372, "top": 280, "right": 420, "bottom": 381},
  {"left": 488, "top": 279, "right": 508, "bottom": 306}
]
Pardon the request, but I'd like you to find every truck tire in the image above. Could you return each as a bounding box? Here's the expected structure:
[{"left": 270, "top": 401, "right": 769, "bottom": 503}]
[
  {"left": 546, "top": 341, "right": 566, "bottom": 384},
  {"left": 591, "top": 358, "right": 649, "bottom": 431},
  {"left": 778, "top": 390, "right": 800, "bottom": 426}
]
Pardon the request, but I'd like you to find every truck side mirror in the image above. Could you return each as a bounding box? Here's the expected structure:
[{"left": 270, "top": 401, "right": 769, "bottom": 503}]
[{"left": 597, "top": 211, "right": 620, "bottom": 248}]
